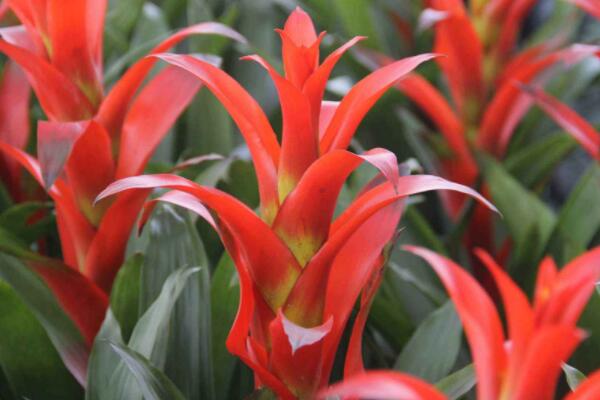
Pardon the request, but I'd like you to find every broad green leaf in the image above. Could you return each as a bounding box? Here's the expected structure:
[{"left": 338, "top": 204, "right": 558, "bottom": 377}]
[
  {"left": 109, "top": 342, "right": 185, "bottom": 400},
  {"left": 110, "top": 254, "right": 143, "bottom": 341},
  {"left": 394, "top": 301, "right": 462, "bottom": 383},
  {"left": 482, "top": 156, "right": 556, "bottom": 288},
  {"left": 332, "top": 0, "right": 381, "bottom": 49},
  {"left": 211, "top": 252, "right": 240, "bottom": 397},
  {"left": 86, "top": 310, "right": 125, "bottom": 400},
  {"left": 548, "top": 164, "right": 600, "bottom": 264},
  {"left": 140, "top": 205, "right": 213, "bottom": 400},
  {"left": 436, "top": 364, "right": 476, "bottom": 400},
  {"left": 0, "top": 280, "right": 82, "bottom": 399},
  {"left": 109, "top": 266, "right": 201, "bottom": 399},
  {"left": 104, "top": 0, "right": 146, "bottom": 57},
  {"left": 0, "top": 254, "right": 88, "bottom": 385},
  {"left": 505, "top": 134, "right": 576, "bottom": 188},
  {"left": 563, "top": 363, "right": 586, "bottom": 391}
]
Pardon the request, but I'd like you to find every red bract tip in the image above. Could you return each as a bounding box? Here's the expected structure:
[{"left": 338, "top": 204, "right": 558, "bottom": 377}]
[{"left": 283, "top": 7, "right": 318, "bottom": 47}]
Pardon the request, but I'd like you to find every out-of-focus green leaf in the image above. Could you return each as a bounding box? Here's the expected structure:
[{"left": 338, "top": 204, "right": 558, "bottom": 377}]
[
  {"left": 244, "top": 387, "right": 277, "bottom": 400},
  {"left": 109, "top": 342, "right": 185, "bottom": 400},
  {"left": 549, "top": 164, "right": 600, "bottom": 264},
  {"left": 483, "top": 156, "right": 556, "bottom": 288},
  {"left": 86, "top": 311, "right": 124, "bottom": 400},
  {"left": 0, "top": 280, "right": 82, "bottom": 399},
  {"left": 394, "top": 301, "right": 461, "bottom": 383},
  {"left": 110, "top": 254, "right": 143, "bottom": 342},
  {"left": 435, "top": 364, "right": 476, "bottom": 400},
  {"left": 109, "top": 267, "right": 201, "bottom": 399},
  {"left": 140, "top": 205, "right": 213, "bottom": 400},
  {"left": 0, "top": 254, "right": 89, "bottom": 385},
  {"left": 104, "top": 0, "right": 146, "bottom": 57},
  {"left": 332, "top": 0, "right": 380, "bottom": 49},
  {"left": 563, "top": 363, "right": 586, "bottom": 391},
  {"left": 505, "top": 134, "right": 576, "bottom": 188},
  {"left": 211, "top": 252, "right": 240, "bottom": 397},
  {"left": 0, "top": 201, "right": 54, "bottom": 245}
]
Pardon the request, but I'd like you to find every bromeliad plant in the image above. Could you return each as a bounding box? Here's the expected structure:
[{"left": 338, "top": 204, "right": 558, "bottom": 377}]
[
  {"left": 0, "top": 0, "right": 244, "bottom": 363},
  {"left": 97, "top": 8, "right": 497, "bottom": 399},
  {"left": 319, "top": 245, "right": 600, "bottom": 400},
  {"left": 358, "top": 0, "right": 599, "bottom": 263}
]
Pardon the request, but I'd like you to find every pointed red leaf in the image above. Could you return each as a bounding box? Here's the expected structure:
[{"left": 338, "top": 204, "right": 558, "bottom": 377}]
[
  {"left": 344, "top": 258, "right": 385, "bottom": 377},
  {"left": 509, "top": 326, "right": 584, "bottom": 399},
  {"left": 242, "top": 54, "right": 316, "bottom": 201},
  {"left": 0, "top": 61, "right": 30, "bottom": 200},
  {"left": 571, "top": 0, "right": 600, "bottom": 20},
  {"left": 115, "top": 65, "right": 202, "bottom": 179},
  {"left": 152, "top": 53, "right": 280, "bottom": 221},
  {"left": 534, "top": 247, "right": 600, "bottom": 327},
  {"left": 0, "top": 38, "right": 94, "bottom": 120},
  {"left": 406, "top": 246, "right": 506, "bottom": 400},
  {"left": 269, "top": 311, "right": 332, "bottom": 398},
  {"left": 520, "top": 85, "right": 600, "bottom": 160},
  {"left": 317, "top": 371, "right": 446, "bottom": 400},
  {"left": 30, "top": 258, "right": 108, "bottom": 347},
  {"left": 320, "top": 54, "right": 436, "bottom": 153},
  {"left": 47, "top": 0, "right": 104, "bottom": 106},
  {"left": 303, "top": 36, "right": 364, "bottom": 128},
  {"left": 430, "top": 0, "right": 484, "bottom": 116},
  {"left": 273, "top": 148, "right": 399, "bottom": 266},
  {"left": 475, "top": 249, "right": 534, "bottom": 366},
  {"left": 83, "top": 190, "right": 149, "bottom": 291},
  {"left": 97, "top": 22, "right": 245, "bottom": 137},
  {"left": 96, "top": 174, "right": 301, "bottom": 309}
]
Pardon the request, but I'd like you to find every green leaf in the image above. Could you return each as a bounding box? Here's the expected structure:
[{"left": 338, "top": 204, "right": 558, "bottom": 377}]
[
  {"left": 211, "top": 252, "right": 240, "bottom": 397},
  {"left": 140, "top": 205, "right": 214, "bottom": 400},
  {"left": 482, "top": 156, "right": 556, "bottom": 288},
  {"left": 332, "top": 0, "right": 381, "bottom": 49},
  {"left": 549, "top": 164, "right": 600, "bottom": 264},
  {"left": 563, "top": 363, "right": 586, "bottom": 391},
  {"left": 394, "top": 301, "right": 462, "bottom": 383},
  {"left": 86, "top": 310, "right": 125, "bottom": 400},
  {"left": 108, "top": 266, "right": 201, "bottom": 399},
  {"left": 109, "top": 342, "right": 185, "bottom": 400},
  {"left": 435, "top": 364, "right": 476, "bottom": 400},
  {"left": 0, "top": 280, "right": 82, "bottom": 399},
  {"left": 110, "top": 254, "right": 143, "bottom": 341},
  {"left": 0, "top": 254, "right": 89, "bottom": 385},
  {"left": 504, "top": 134, "right": 576, "bottom": 188},
  {"left": 0, "top": 201, "right": 55, "bottom": 245}
]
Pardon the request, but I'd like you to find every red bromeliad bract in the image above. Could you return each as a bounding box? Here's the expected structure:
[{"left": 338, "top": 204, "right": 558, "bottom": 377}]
[
  {"left": 0, "top": 0, "right": 245, "bottom": 380},
  {"left": 97, "top": 8, "right": 497, "bottom": 399},
  {"left": 406, "top": 245, "right": 600, "bottom": 400}
]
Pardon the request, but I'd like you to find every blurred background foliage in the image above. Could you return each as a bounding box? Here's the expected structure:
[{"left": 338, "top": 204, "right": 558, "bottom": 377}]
[{"left": 0, "top": 0, "right": 599, "bottom": 399}]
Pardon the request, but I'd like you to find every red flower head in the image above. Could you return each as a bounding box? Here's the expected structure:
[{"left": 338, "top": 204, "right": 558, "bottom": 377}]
[
  {"left": 0, "top": 0, "right": 245, "bottom": 381},
  {"left": 407, "top": 245, "right": 600, "bottom": 400},
  {"left": 98, "top": 8, "right": 497, "bottom": 399}
]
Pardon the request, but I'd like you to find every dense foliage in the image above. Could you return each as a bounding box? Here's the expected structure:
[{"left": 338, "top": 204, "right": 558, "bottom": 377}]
[{"left": 0, "top": 0, "right": 599, "bottom": 399}]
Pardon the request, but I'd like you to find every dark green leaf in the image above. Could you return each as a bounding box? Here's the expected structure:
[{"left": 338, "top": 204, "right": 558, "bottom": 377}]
[
  {"left": 110, "top": 254, "right": 143, "bottom": 341},
  {"left": 0, "top": 254, "right": 88, "bottom": 385},
  {"left": 211, "top": 252, "right": 240, "bottom": 397},
  {"left": 394, "top": 301, "right": 462, "bottom": 383},
  {"left": 0, "top": 280, "right": 82, "bottom": 399}
]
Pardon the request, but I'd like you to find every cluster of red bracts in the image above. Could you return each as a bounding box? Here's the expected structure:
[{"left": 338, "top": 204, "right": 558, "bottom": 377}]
[
  {"left": 358, "top": 0, "right": 600, "bottom": 287},
  {"left": 1, "top": 2, "right": 599, "bottom": 399},
  {"left": 97, "top": 8, "right": 498, "bottom": 398}
]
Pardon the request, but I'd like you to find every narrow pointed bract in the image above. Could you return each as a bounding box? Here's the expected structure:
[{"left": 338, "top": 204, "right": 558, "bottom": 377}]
[{"left": 407, "top": 245, "right": 600, "bottom": 400}]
